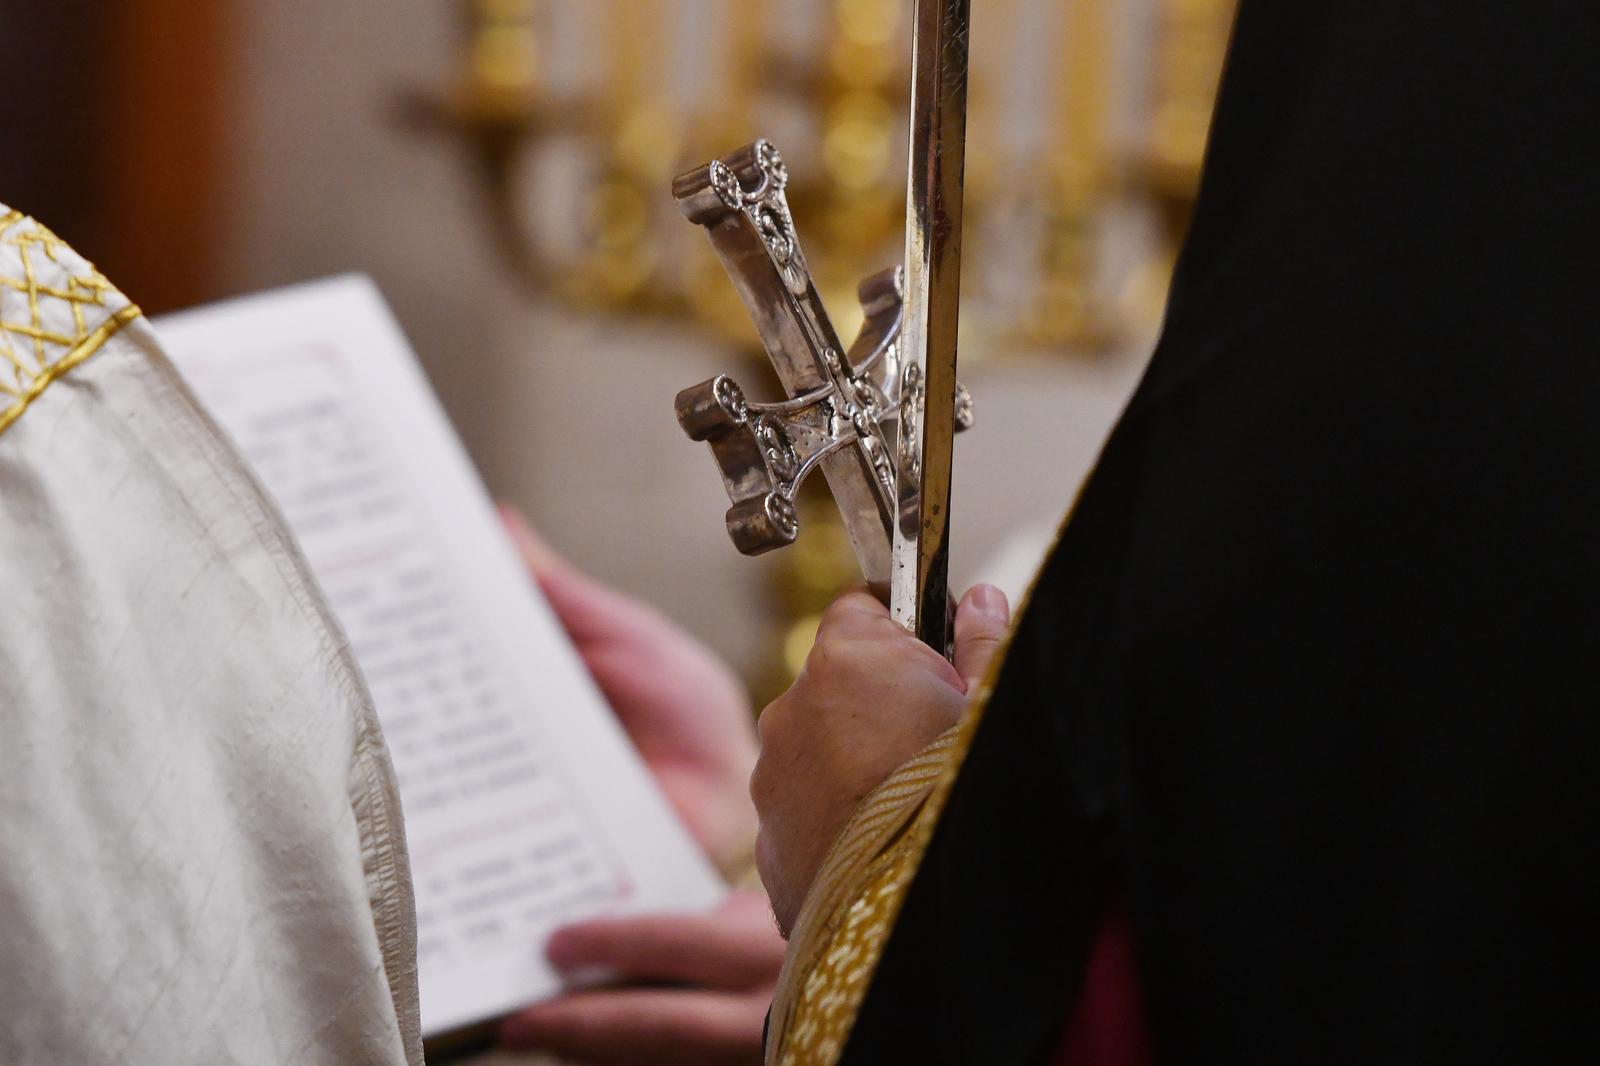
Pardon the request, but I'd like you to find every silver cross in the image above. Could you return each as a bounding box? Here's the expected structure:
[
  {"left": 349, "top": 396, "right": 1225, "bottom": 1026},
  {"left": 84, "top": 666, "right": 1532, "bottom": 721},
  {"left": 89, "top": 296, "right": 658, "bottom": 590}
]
[{"left": 673, "top": 140, "right": 972, "bottom": 604}]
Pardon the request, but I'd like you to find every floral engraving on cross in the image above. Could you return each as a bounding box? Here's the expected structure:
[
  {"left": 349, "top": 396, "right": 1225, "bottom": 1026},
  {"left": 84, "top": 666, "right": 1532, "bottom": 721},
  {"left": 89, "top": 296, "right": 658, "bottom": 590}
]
[{"left": 671, "top": 141, "right": 972, "bottom": 590}]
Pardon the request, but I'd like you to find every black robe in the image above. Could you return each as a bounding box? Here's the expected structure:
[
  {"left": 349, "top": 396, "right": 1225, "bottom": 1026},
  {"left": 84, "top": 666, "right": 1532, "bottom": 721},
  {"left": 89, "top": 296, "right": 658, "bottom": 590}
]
[{"left": 842, "top": 2, "right": 1600, "bottom": 1062}]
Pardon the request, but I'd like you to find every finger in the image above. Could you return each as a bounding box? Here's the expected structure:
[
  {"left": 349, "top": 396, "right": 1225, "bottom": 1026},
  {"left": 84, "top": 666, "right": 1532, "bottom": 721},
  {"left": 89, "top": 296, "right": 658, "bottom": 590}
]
[
  {"left": 499, "top": 504, "right": 567, "bottom": 578},
  {"left": 820, "top": 587, "right": 891, "bottom": 623},
  {"left": 813, "top": 588, "right": 904, "bottom": 651},
  {"left": 500, "top": 987, "right": 767, "bottom": 1066},
  {"left": 808, "top": 588, "right": 965, "bottom": 692},
  {"left": 546, "top": 908, "right": 783, "bottom": 990},
  {"left": 953, "top": 584, "right": 1011, "bottom": 692},
  {"left": 499, "top": 503, "right": 664, "bottom": 647}
]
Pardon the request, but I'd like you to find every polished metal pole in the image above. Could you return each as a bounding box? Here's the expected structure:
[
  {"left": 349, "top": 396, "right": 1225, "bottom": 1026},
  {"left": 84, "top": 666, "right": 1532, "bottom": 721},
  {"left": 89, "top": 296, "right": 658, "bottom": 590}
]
[{"left": 892, "top": 0, "right": 972, "bottom": 655}]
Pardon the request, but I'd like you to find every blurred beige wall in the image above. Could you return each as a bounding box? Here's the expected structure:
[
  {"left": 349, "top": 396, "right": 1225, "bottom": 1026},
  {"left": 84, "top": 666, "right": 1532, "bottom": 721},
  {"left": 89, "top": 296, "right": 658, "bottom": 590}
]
[{"left": 214, "top": 0, "right": 1151, "bottom": 680}]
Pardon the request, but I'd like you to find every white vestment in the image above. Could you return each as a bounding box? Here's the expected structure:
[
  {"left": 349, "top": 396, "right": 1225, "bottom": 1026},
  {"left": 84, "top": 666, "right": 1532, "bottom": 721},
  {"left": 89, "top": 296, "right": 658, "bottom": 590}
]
[{"left": 0, "top": 206, "right": 421, "bottom": 1064}]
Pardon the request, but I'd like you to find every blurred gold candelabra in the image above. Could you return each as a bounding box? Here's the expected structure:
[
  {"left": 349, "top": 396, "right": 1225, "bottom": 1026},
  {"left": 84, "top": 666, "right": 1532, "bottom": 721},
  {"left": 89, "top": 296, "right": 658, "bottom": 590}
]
[
  {"left": 418, "top": 0, "right": 1236, "bottom": 357},
  {"left": 416, "top": 0, "right": 1235, "bottom": 691}
]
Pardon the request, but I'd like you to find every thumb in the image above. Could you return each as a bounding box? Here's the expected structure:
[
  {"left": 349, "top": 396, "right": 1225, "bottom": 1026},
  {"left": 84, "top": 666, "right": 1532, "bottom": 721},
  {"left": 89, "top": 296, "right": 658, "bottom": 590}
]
[
  {"left": 953, "top": 584, "right": 1010, "bottom": 693},
  {"left": 499, "top": 503, "right": 568, "bottom": 580},
  {"left": 499, "top": 503, "right": 649, "bottom": 646}
]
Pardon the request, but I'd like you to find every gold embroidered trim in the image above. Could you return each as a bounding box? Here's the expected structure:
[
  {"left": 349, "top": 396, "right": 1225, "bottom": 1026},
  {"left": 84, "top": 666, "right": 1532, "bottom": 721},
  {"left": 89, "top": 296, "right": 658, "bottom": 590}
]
[
  {"left": 0, "top": 208, "right": 140, "bottom": 437},
  {"left": 768, "top": 730, "right": 956, "bottom": 1064},
  {"left": 0, "top": 306, "right": 143, "bottom": 436}
]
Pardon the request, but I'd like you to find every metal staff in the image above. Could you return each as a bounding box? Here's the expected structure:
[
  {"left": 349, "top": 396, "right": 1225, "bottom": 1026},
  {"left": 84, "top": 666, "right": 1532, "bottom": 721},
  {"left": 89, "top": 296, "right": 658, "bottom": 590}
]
[{"left": 893, "top": 0, "right": 972, "bottom": 654}]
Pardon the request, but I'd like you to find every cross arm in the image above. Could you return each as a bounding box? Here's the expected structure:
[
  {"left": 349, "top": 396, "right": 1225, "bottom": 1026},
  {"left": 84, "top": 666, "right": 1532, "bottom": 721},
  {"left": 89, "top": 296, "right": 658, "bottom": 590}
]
[{"left": 672, "top": 141, "right": 971, "bottom": 601}]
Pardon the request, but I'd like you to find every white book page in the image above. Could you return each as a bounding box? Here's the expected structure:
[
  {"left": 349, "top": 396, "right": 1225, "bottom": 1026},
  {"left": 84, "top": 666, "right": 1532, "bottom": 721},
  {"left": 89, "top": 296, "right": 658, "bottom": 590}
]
[{"left": 156, "top": 276, "right": 725, "bottom": 1037}]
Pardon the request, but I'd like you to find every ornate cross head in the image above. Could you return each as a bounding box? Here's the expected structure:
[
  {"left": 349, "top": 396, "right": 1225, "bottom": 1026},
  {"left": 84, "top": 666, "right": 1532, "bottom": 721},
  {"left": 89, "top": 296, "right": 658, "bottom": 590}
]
[{"left": 672, "top": 141, "right": 972, "bottom": 594}]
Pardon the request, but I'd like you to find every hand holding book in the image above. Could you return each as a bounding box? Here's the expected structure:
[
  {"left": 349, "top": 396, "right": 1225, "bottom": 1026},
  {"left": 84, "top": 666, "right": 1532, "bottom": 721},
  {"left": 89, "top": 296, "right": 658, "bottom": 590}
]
[
  {"left": 499, "top": 507, "right": 759, "bottom": 875},
  {"left": 497, "top": 509, "right": 780, "bottom": 1065}
]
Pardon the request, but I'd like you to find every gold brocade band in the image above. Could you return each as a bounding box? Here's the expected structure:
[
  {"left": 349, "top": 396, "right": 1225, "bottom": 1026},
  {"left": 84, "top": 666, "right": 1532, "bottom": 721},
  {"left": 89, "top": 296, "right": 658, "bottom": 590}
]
[
  {"left": 767, "top": 728, "right": 959, "bottom": 1064},
  {"left": 0, "top": 304, "right": 143, "bottom": 437}
]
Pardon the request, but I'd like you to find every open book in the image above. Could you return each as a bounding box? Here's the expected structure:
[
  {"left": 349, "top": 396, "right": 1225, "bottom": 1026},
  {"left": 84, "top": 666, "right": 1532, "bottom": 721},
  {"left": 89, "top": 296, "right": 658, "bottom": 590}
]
[{"left": 156, "top": 277, "right": 726, "bottom": 1046}]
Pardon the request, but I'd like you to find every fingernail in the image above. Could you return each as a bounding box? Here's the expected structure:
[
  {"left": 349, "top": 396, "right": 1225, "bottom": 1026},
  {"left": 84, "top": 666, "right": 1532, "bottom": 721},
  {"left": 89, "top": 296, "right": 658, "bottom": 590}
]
[
  {"left": 545, "top": 927, "right": 581, "bottom": 969},
  {"left": 968, "top": 584, "right": 1007, "bottom": 617}
]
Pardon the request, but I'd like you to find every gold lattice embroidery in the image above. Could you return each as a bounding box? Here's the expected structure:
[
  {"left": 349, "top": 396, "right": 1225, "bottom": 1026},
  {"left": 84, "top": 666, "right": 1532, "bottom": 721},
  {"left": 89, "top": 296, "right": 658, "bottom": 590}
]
[
  {"left": 0, "top": 207, "right": 141, "bottom": 437},
  {"left": 766, "top": 729, "right": 959, "bottom": 1065},
  {"left": 780, "top": 842, "right": 920, "bottom": 1065}
]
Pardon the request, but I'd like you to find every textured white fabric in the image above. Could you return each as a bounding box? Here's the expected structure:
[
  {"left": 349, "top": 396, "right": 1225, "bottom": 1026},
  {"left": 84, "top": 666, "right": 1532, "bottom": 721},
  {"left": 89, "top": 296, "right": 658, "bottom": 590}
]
[{"left": 0, "top": 208, "right": 421, "bottom": 1064}]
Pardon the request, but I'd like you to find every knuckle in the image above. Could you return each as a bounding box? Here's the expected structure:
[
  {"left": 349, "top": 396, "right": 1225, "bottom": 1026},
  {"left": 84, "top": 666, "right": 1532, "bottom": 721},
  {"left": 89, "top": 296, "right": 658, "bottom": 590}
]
[
  {"left": 755, "top": 698, "right": 787, "bottom": 748},
  {"left": 805, "top": 635, "right": 842, "bottom": 676},
  {"left": 754, "top": 831, "right": 777, "bottom": 891},
  {"left": 749, "top": 751, "right": 788, "bottom": 816},
  {"left": 964, "top": 633, "right": 1002, "bottom": 660},
  {"left": 814, "top": 627, "right": 870, "bottom": 669},
  {"left": 748, "top": 759, "right": 767, "bottom": 807},
  {"left": 819, "top": 594, "right": 860, "bottom": 626},
  {"left": 821, "top": 589, "right": 881, "bottom": 626}
]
